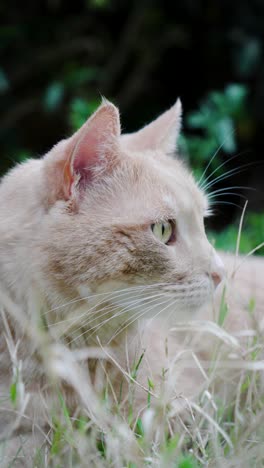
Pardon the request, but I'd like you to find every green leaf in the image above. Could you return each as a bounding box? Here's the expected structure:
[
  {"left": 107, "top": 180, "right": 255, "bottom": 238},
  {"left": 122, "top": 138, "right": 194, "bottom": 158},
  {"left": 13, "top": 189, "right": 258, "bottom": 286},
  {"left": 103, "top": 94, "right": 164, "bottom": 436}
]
[
  {"left": 209, "top": 212, "right": 264, "bottom": 256},
  {"left": 248, "top": 297, "right": 256, "bottom": 315},
  {"left": 50, "top": 420, "right": 65, "bottom": 456},
  {"left": 64, "top": 67, "right": 100, "bottom": 88},
  {"left": 97, "top": 433, "right": 106, "bottom": 457},
  {"left": 131, "top": 351, "right": 145, "bottom": 380},
  {"left": 58, "top": 392, "right": 72, "bottom": 428},
  {"left": 69, "top": 97, "right": 100, "bottom": 131},
  {"left": 225, "top": 84, "right": 248, "bottom": 108},
  {"left": 218, "top": 286, "right": 229, "bottom": 326},
  {"left": 187, "top": 111, "right": 207, "bottom": 129},
  {"left": 44, "top": 82, "right": 64, "bottom": 112},
  {"left": 178, "top": 455, "right": 199, "bottom": 468},
  {"left": 10, "top": 382, "right": 17, "bottom": 405},
  {"left": 135, "top": 417, "right": 144, "bottom": 438},
  {"left": 209, "top": 91, "right": 228, "bottom": 113},
  {"left": 147, "top": 377, "right": 154, "bottom": 407},
  {"left": 214, "top": 117, "right": 236, "bottom": 153},
  {"left": 165, "top": 433, "right": 179, "bottom": 453}
]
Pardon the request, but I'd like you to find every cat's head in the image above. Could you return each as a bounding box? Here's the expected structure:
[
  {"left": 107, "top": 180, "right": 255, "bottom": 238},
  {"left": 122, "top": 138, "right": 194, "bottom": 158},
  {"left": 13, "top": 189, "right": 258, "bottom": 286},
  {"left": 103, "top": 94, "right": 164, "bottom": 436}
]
[{"left": 42, "top": 99, "right": 224, "bottom": 326}]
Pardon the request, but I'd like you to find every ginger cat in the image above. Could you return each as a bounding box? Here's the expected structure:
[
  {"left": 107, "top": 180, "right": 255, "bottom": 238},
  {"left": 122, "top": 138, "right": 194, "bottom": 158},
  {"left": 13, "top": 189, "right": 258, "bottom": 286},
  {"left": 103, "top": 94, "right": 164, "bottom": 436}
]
[{"left": 0, "top": 99, "right": 262, "bottom": 465}]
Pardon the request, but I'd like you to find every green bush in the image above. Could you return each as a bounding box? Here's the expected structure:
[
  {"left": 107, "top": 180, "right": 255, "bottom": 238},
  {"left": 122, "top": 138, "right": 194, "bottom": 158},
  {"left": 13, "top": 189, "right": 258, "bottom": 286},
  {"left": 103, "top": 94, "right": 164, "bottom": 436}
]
[
  {"left": 209, "top": 212, "right": 264, "bottom": 255},
  {"left": 179, "top": 84, "right": 250, "bottom": 180}
]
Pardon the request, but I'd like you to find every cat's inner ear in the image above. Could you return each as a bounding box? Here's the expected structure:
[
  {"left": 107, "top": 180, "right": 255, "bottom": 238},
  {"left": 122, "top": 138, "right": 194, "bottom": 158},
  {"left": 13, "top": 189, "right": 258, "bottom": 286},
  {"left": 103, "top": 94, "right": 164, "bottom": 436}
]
[
  {"left": 63, "top": 100, "right": 120, "bottom": 199},
  {"left": 121, "top": 99, "right": 182, "bottom": 155}
]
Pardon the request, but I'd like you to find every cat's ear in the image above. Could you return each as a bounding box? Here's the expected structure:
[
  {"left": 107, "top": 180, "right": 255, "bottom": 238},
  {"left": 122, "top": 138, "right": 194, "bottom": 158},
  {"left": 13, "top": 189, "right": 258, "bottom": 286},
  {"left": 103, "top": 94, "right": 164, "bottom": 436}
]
[
  {"left": 45, "top": 100, "right": 121, "bottom": 202},
  {"left": 121, "top": 99, "right": 182, "bottom": 155}
]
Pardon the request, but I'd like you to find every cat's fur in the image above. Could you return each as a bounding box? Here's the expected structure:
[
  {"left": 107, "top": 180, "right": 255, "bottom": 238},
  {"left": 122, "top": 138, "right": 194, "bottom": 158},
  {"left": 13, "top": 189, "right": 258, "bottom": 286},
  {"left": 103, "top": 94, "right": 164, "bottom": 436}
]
[{"left": 0, "top": 99, "right": 262, "bottom": 465}]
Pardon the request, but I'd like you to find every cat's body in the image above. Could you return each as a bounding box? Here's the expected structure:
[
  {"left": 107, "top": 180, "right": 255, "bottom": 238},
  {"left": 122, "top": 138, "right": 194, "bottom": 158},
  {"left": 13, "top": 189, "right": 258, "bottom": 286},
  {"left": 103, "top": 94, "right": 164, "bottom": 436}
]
[{"left": 0, "top": 100, "right": 262, "bottom": 465}]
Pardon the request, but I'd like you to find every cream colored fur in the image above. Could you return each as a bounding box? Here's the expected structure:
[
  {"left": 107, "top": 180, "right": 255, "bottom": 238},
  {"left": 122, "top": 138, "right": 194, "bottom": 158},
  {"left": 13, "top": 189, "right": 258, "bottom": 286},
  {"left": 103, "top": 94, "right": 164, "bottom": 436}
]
[{"left": 0, "top": 100, "right": 262, "bottom": 465}]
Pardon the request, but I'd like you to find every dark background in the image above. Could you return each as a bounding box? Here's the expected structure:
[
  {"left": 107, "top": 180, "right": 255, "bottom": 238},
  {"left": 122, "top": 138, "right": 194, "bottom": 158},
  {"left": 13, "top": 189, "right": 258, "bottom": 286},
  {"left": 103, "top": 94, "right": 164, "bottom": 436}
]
[{"left": 0, "top": 0, "right": 263, "bottom": 249}]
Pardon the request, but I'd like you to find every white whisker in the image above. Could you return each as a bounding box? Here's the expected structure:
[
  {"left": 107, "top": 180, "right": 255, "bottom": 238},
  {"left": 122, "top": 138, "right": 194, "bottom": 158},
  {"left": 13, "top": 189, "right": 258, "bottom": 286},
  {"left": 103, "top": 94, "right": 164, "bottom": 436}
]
[
  {"left": 208, "top": 192, "right": 248, "bottom": 201},
  {"left": 43, "top": 283, "right": 168, "bottom": 316},
  {"left": 50, "top": 284, "right": 162, "bottom": 328},
  {"left": 203, "top": 161, "right": 258, "bottom": 192},
  {"left": 198, "top": 134, "right": 237, "bottom": 188},
  {"left": 209, "top": 200, "right": 243, "bottom": 210},
  {"left": 209, "top": 185, "right": 255, "bottom": 197},
  {"left": 86, "top": 293, "right": 168, "bottom": 338},
  {"left": 67, "top": 293, "right": 168, "bottom": 346},
  {"left": 106, "top": 296, "right": 173, "bottom": 344},
  {"left": 76, "top": 291, "right": 166, "bottom": 335},
  {"left": 199, "top": 150, "right": 249, "bottom": 189}
]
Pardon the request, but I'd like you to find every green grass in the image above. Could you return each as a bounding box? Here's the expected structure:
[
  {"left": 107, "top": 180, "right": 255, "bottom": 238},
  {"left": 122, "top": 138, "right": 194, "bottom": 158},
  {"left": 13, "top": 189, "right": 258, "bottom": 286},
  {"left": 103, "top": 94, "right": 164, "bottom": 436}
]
[
  {"left": 2, "top": 287, "right": 264, "bottom": 468},
  {"left": 210, "top": 212, "right": 264, "bottom": 256}
]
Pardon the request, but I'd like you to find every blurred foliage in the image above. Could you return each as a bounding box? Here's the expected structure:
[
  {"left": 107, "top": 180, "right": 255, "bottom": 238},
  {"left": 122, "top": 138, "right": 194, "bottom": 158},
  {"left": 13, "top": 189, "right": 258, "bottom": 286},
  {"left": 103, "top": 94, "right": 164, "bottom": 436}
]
[
  {"left": 209, "top": 212, "right": 264, "bottom": 255},
  {"left": 179, "top": 84, "right": 250, "bottom": 180},
  {"left": 69, "top": 97, "right": 101, "bottom": 131},
  {"left": 178, "top": 84, "right": 263, "bottom": 255}
]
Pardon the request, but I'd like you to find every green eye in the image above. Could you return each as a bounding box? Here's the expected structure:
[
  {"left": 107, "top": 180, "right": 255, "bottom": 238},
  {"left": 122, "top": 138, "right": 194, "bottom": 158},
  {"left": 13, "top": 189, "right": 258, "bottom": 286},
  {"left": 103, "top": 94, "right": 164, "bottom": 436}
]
[{"left": 151, "top": 220, "right": 175, "bottom": 245}]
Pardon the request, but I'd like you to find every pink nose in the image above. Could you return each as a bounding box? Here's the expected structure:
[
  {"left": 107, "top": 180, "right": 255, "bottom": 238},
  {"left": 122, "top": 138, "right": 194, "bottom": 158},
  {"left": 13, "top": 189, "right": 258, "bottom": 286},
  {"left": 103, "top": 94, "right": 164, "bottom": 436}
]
[
  {"left": 211, "top": 271, "right": 222, "bottom": 288},
  {"left": 210, "top": 252, "right": 225, "bottom": 288}
]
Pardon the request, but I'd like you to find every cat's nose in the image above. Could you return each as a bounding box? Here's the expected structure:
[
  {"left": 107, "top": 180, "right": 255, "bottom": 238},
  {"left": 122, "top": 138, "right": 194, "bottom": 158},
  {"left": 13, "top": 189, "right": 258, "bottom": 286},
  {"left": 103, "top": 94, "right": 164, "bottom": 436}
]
[
  {"left": 211, "top": 271, "right": 223, "bottom": 287},
  {"left": 210, "top": 252, "right": 225, "bottom": 288}
]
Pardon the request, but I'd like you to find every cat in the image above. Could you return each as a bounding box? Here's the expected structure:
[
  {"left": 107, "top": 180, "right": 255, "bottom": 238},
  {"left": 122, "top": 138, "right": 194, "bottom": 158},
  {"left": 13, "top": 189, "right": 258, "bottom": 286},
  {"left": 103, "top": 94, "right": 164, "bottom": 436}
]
[{"left": 0, "top": 99, "right": 262, "bottom": 465}]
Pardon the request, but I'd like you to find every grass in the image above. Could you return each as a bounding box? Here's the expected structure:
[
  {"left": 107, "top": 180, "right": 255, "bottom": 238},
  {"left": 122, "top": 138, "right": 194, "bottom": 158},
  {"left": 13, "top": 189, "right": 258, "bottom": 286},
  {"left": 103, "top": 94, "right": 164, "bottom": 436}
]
[
  {"left": 0, "top": 227, "right": 263, "bottom": 467},
  {"left": 1, "top": 287, "right": 264, "bottom": 467},
  {"left": 209, "top": 212, "right": 264, "bottom": 257}
]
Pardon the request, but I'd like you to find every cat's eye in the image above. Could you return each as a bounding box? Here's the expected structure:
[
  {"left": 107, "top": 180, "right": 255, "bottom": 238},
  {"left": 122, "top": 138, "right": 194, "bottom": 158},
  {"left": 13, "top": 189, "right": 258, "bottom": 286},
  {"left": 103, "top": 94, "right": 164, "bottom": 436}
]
[{"left": 151, "top": 220, "right": 175, "bottom": 245}]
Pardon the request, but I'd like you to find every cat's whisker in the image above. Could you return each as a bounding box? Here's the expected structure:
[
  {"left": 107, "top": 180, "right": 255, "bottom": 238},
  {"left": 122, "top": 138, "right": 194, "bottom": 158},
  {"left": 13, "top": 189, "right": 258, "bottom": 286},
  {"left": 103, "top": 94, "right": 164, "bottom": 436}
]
[
  {"left": 48, "top": 282, "right": 196, "bottom": 332},
  {"left": 106, "top": 297, "right": 173, "bottom": 344},
  {"left": 144, "top": 297, "right": 178, "bottom": 329},
  {"left": 199, "top": 149, "right": 250, "bottom": 190},
  {"left": 67, "top": 307, "right": 129, "bottom": 346},
  {"left": 203, "top": 161, "right": 259, "bottom": 192},
  {"left": 48, "top": 285, "right": 168, "bottom": 333},
  {"left": 73, "top": 291, "right": 165, "bottom": 334},
  {"left": 209, "top": 200, "right": 243, "bottom": 209},
  {"left": 65, "top": 292, "right": 168, "bottom": 345},
  {"left": 208, "top": 192, "right": 248, "bottom": 201},
  {"left": 52, "top": 300, "right": 121, "bottom": 330},
  {"left": 115, "top": 287, "right": 194, "bottom": 338},
  {"left": 70, "top": 288, "right": 185, "bottom": 347},
  {"left": 49, "top": 294, "right": 131, "bottom": 331},
  {"left": 49, "top": 284, "right": 163, "bottom": 328},
  {"left": 198, "top": 133, "right": 237, "bottom": 188},
  {"left": 104, "top": 299, "right": 168, "bottom": 344},
  {"left": 55, "top": 298, "right": 142, "bottom": 337},
  {"left": 43, "top": 283, "right": 170, "bottom": 316},
  {"left": 71, "top": 286, "right": 169, "bottom": 329},
  {"left": 209, "top": 185, "right": 256, "bottom": 197},
  {"left": 43, "top": 284, "right": 157, "bottom": 315},
  {"left": 82, "top": 293, "right": 168, "bottom": 338}
]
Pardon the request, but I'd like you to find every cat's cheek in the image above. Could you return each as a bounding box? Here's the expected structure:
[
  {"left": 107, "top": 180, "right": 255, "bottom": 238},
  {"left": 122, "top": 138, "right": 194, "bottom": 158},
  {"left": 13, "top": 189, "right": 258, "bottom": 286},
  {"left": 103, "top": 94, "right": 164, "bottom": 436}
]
[{"left": 77, "top": 285, "right": 93, "bottom": 299}]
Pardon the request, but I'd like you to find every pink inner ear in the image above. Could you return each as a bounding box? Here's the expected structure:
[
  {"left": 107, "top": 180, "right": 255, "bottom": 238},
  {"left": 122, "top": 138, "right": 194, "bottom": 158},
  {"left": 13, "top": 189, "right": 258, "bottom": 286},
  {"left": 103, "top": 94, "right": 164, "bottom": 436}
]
[
  {"left": 64, "top": 103, "right": 120, "bottom": 198},
  {"left": 72, "top": 133, "right": 100, "bottom": 188}
]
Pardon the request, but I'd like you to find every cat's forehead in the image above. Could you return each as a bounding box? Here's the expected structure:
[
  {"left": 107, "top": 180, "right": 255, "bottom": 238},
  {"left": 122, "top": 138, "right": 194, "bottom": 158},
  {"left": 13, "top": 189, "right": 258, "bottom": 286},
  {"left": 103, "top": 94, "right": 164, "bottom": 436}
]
[
  {"left": 97, "top": 151, "right": 208, "bottom": 224},
  {"left": 157, "top": 159, "right": 205, "bottom": 208}
]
